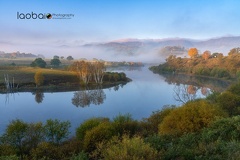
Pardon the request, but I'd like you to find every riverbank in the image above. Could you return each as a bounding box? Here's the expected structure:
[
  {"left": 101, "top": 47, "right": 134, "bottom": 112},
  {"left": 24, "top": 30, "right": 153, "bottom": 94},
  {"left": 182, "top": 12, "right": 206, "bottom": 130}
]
[{"left": 149, "top": 53, "right": 240, "bottom": 80}]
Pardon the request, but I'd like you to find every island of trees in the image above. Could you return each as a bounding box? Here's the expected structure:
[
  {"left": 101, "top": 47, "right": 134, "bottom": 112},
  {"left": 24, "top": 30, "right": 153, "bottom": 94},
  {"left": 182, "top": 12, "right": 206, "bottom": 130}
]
[
  {"left": 150, "top": 47, "right": 240, "bottom": 80},
  {"left": 0, "top": 55, "right": 134, "bottom": 92}
]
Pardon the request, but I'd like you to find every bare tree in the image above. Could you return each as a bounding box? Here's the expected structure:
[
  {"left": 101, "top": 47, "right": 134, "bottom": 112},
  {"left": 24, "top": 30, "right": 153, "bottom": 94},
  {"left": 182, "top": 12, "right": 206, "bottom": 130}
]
[
  {"left": 70, "top": 61, "right": 92, "bottom": 85},
  {"left": 92, "top": 61, "right": 105, "bottom": 84},
  {"left": 70, "top": 61, "right": 106, "bottom": 85}
]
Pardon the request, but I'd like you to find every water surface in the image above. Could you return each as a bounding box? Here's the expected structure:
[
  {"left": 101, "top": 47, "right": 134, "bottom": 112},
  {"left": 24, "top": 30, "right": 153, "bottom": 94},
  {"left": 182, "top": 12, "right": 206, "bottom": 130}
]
[{"left": 0, "top": 66, "right": 229, "bottom": 134}]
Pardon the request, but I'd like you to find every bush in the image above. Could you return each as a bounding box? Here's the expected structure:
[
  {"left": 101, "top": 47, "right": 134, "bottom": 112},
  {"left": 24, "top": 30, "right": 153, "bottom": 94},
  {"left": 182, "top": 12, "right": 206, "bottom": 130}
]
[
  {"left": 100, "top": 135, "right": 158, "bottom": 160},
  {"left": 112, "top": 114, "right": 141, "bottom": 137},
  {"left": 76, "top": 117, "right": 109, "bottom": 141},
  {"left": 159, "top": 100, "right": 227, "bottom": 136},
  {"left": 227, "top": 81, "right": 240, "bottom": 95},
  {"left": 201, "top": 116, "right": 240, "bottom": 142},
  {"left": 30, "top": 142, "right": 61, "bottom": 160},
  {"left": 70, "top": 151, "right": 89, "bottom": 160},
  {"left": 216, "top": 91, "right": 240, "bottom": 116},
  {"left": 83, "top": 122, "right": 114, "bottom": 153},
  {"left": 142, "top": 106, "right": 175, "bottom": 135},
  {"left": 0, "top": 155, "right": 18, "bottom": 160}
]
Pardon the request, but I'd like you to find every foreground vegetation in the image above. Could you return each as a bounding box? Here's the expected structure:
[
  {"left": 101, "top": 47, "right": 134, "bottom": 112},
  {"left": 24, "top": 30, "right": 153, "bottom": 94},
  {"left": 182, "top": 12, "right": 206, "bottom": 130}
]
[
  {"left": 1, "top": 81, "right": 240, "bottom": 159},
  {"left": 150, "top": 47, "right": 240, "bottom": 80}
]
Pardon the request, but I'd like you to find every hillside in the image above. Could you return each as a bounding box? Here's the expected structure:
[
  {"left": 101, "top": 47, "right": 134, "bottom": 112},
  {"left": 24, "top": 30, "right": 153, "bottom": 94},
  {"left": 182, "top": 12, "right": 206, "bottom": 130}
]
[{"left": 83, "top": 36, "right": 240, "bottom": 58}]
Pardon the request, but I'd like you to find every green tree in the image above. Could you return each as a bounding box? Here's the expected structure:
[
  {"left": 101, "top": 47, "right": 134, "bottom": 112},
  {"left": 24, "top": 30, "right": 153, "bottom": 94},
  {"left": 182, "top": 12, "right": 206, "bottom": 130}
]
[
  {"left": 34, "top": 71, "right": 44, "bottom": 87},
  {"left": 30, "top": 58, "right": 47, "bottom": 68},
  {"left": 53, "top": 55, "right": 59, "bottom": 59},
  {"left": 67, "top": 56, "right": 74, "bottom": 61},
  {"left": 50, "top": 58, "right": 61, "bottom": 67},
  {"left": 44, "top": 119, "right": 71, "bottom": 144},
  {"left": 76, "top": 117, "right": 109, "bottom": 141},
  {"left": 2, "top": 119, "right": 28, "bottom": 160}
]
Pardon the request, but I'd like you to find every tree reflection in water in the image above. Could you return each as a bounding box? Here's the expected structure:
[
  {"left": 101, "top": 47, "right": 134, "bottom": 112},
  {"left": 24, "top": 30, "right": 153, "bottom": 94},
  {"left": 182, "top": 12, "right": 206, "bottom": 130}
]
[
  {"left": 72, "top": 86, "right": 106, "bottom": 107},
  {"left": 173, "top": 84, "right": 210, "bottom": 104},
  {"left": 33, "top": 90, "right": 44, "bottom": 104}
]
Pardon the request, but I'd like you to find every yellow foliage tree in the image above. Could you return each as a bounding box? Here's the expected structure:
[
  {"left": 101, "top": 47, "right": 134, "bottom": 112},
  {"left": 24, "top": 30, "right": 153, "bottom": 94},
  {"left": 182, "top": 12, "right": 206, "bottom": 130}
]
[
  {"left": 188, "top": 48, "right": 198, "bottom": 58},
  {"left": 34, "top": 71, "right": 44, "bottom": 87},
  {"left": 158, "top": 100, "right": 227, "bottom": 136}
]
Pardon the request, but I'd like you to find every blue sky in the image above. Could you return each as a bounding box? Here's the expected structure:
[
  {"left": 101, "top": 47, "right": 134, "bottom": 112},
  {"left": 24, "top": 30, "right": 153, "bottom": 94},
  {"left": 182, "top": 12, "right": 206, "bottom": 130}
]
[{"left": 0, "top": 0, "right": 240, "bottom": 56}]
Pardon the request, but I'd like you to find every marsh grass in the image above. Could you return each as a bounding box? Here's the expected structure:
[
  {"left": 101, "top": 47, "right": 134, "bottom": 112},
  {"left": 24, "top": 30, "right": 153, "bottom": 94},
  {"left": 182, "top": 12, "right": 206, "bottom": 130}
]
[{"left": 0, "top": 66, "right": 78, "bottom": 84}]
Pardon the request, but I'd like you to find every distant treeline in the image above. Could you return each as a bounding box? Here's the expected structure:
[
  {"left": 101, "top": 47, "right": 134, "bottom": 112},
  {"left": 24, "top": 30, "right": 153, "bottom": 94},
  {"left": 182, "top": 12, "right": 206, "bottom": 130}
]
[
  {"left": 150, "top": 47, "right": 240, "bottom": 79},
  {"left": 0, "top": 51, "right": 43, "bottom": 59}
]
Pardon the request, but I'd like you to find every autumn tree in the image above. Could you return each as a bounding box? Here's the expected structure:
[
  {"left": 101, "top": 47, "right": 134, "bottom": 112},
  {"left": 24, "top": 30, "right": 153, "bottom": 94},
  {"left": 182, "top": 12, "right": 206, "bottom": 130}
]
[
  {"left": 202, "top": 50, "right": 211, "bottom": 60},
  {"left": 34, "top": 71, "right": 44, "bottom": 87},
  {"left": 188, "top": 48, "right": 198, "bottom": 58},
  {"left": 70, "top": 61, "right": 106, "bottom": 85},
  {"left": 70, "top": 61, "right": 92, "bottom": 85},
  {"left": 158, "top": 100, "right": 227, "bottom": 136}
]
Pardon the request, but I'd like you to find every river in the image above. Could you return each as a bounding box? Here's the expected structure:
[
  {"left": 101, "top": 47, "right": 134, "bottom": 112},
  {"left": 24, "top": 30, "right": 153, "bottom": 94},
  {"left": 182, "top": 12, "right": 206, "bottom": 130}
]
[{"left": 0, "top": 65, "right": 230, "bottom": 134}]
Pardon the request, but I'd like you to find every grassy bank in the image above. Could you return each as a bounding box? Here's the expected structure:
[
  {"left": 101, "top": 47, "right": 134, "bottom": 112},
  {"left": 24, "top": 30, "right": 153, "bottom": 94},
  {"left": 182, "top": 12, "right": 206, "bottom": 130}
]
[{"left": 0, "top": 66, "right": 131, "bottom": 92}]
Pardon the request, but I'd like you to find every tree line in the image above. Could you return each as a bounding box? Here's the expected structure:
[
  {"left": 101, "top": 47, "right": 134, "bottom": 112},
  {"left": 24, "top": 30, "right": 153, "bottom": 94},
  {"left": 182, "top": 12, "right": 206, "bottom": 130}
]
[{"left": 150, "top": 47, "right": 240, "bottom": 79}]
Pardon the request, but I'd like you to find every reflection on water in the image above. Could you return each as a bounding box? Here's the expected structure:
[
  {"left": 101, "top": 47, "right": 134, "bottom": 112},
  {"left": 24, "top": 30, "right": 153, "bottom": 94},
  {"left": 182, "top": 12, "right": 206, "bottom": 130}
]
[
  {"left": 71, "top": 84, "right": 126, "bottom": 108},
  {"left": 32, "top": 91, "right": 45, "bottom": 104},
  {"left": 173, "top": 84, "right": 211, "bottom": 104},
  {"left": 72, "top": 86, "right": 106, "bottom": 107},
  {"left": 158, "top": 73, "right": 231, "bottom": 92}
]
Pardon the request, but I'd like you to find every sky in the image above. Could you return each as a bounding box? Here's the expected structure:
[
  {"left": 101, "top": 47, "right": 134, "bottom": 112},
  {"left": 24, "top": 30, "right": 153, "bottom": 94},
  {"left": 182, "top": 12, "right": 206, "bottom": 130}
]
[{"left": 0, "top": 0, "right": 240, "bottom": 57}]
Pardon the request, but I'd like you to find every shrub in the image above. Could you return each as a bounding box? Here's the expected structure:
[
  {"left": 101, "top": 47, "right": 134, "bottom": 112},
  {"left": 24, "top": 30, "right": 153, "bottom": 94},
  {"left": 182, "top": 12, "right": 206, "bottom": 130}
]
[
  {"left": 201, "top": 116, "right": 240, "bottom": 142},
  {"left": 227, "top": 81, "right": 240, "bottom": 95},
  {"left": 112, "top": 114, "right": 141, "bottom": 137},
  {"left": 70, "top": 151, "right": 89, "bottom": 160},
  {"left": 159, "top": 100, "right": 227, "bottom": 136},
  {"left": 216, "top": 91, "right": 240, "bottom": 116},
  {"left": 142, "top": 106, "right": 175, "bottom": 135},
  {"left": 34, "top": 71, "right": 44, "bottom": 87},
  {"left": 83, "top": 122, "right": 114, "bottom": 153},
  {"left": 76, "top": 117, "right": 109, "bottom": 141},
  {"left": 100, "top": 135, "right": 158, "bottom": 160},
  {"left": 30, "top": 142, "right": 61, "bottom": 160}
]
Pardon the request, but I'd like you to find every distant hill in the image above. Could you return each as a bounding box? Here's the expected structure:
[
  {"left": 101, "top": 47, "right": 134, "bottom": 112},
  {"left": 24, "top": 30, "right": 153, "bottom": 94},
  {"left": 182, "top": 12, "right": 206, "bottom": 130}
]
[
  {"left": 0, "top": 51, "right": 41, "bottom": 58},
  {"left": 83, "top": 36, "right": 240, "bottom": 58}
]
